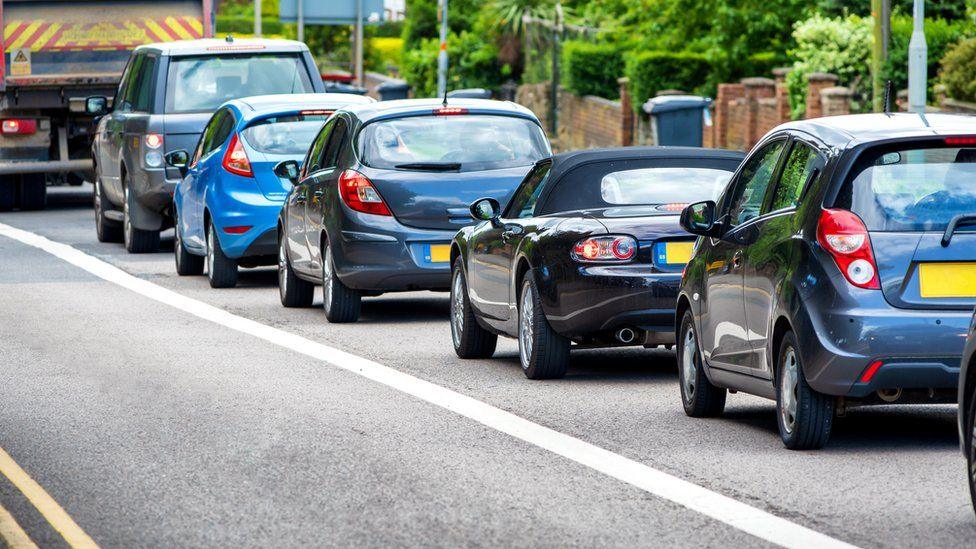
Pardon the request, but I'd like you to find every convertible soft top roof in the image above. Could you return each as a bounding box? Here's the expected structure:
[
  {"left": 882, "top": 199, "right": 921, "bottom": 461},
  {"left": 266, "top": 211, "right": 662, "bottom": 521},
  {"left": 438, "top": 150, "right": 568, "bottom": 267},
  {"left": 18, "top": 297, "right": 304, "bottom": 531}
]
[{"left": 543, "top": 146, "right": 746, "bottom": 184}]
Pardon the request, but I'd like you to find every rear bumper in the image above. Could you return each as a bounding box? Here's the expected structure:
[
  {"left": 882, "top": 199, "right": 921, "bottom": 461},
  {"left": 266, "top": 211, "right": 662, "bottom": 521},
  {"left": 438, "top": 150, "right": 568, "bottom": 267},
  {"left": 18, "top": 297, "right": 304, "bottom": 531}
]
[
  {"left": 334, "top": 230, "right": 454, "bottom": 291},
  {"left": 210, "top": 194, "right": 284, "bottom": 260}
]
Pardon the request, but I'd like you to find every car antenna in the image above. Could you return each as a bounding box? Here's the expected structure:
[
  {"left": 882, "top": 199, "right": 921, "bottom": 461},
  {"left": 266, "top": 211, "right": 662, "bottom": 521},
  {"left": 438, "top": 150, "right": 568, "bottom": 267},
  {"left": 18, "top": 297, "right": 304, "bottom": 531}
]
[
  {"left": 883, "top": 80, "right": 894, "bottom": 114},
  {"left": 442, "top": 86, "right": 449, "bottom": 108},
  {"left": 225, "top": 34, "right": 234, "bottom": 43}
]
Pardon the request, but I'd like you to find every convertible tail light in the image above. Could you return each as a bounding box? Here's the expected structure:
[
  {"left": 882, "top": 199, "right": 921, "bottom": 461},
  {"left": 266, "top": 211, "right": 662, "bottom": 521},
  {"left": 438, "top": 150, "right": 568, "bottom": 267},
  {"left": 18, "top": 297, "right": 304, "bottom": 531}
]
[
  {"left": 817, "top": 209, "right": 880, "bottom": 290},
  {"left": 338, "top": 169, "right": 391, "bottom": 216},
  {"left": 222, "top": 134, "right": 253, "bottom": 177},
  {"left": 572, "top": 235, "right": 637, "bottom": 262}
]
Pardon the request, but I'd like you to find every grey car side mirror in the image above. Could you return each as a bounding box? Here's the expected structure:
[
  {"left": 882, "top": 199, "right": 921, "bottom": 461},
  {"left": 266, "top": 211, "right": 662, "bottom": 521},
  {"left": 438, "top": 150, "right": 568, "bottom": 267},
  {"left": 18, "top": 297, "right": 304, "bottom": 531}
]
[
  {"left": 680, "top": 200, "right": 721, "bottom": 237},
  {"left": 469, "top": 197, "right": 501, "bottom": 226},
  {"left": 274, "top": 160, "right": 301, "bottom": 183}
]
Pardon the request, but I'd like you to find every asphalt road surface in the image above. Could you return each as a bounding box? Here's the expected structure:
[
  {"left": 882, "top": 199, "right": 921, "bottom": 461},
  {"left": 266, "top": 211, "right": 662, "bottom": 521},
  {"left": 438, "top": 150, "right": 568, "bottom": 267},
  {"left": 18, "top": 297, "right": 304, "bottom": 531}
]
[{"left": 0, "top": 186, "right": 971, "bottom": 548}]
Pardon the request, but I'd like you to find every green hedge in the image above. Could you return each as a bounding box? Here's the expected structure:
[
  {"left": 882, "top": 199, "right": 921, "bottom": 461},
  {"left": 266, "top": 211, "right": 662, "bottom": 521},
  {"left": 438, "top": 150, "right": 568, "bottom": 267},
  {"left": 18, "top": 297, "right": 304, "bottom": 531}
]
[
  {"left": 561, "top": 41, "right": 624, "bottom": 99},
  {"left": 216, "top": 15, "right": 283, "bottom": 36},
  {"left": 401, "top": 31, "right": 503, "bottom": 98},
  {"left": 885, "top": 16, "right": 975, "bottom": 101},
  {"left": 941, "top": 38, "right": 976, "bottom": 102},
  {"left": 624, "top": 51, "right": 712, "bottom": 110}
]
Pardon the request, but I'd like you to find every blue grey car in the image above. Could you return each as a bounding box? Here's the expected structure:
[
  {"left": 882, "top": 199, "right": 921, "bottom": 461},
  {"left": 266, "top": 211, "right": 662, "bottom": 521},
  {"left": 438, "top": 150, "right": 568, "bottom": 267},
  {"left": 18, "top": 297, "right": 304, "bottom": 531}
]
[
  {"left": 677, "top": 113, "right": 976, "bottom": 450},
  {"left": 958, "top": 311, "right": 976, "bottom": 515},
  {"left": 274, "top": 98, "right": 551, "bottom": 323}
]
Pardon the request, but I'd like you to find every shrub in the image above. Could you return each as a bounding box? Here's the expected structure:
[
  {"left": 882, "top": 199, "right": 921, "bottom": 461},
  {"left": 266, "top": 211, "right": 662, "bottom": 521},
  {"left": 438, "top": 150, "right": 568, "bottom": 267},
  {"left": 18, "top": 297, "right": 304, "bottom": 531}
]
[
  {"left": 366, "top": 37, "right": 404, "bottom": 73},
  {"left": 215, "top": 15, "right": 284, "bottom": 36},
  {"left": 624, "top": 51, "right": 712, "bottom": 110},
  {"left": 401, "top": 31, "right": 504, "bottom": 97},
  {"left": 884, "top": 17, "right": 974, "bottom": 101},
  {"left": 561, "top": 41, "right": 624, "bottom": 99},
  {"left": 941, "top": 38, "right": 976, "bottom": 102}
]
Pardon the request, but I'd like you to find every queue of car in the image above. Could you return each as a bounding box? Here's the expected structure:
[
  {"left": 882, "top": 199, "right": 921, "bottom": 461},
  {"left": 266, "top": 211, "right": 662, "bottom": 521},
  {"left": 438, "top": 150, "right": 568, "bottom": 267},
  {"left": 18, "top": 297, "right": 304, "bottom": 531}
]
[{"left": 84, "top": 38, "right": 976, "bottom": 515}]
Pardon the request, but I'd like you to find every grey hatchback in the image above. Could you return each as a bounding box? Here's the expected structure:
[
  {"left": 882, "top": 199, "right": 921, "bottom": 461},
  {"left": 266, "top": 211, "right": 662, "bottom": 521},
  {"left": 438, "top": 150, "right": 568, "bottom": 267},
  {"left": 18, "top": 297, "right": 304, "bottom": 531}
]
[
  {"left": 677, "top": 113, "right": 976, "bottom": 450},
  {"left": 87, "top": 38, "right": 323, "bottom": 252}
]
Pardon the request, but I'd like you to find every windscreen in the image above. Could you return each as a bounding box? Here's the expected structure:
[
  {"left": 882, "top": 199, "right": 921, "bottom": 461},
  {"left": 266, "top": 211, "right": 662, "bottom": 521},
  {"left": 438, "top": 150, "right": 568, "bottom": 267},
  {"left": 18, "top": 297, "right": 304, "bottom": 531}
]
[
  {"left": 165, "top": 54, "right": 314, "bottom": 114},
  {"left": 836, "top": 144, "right": 976, "bottom": 232},
  {"left": 600, "top": 168, "right": 733, "bottom": 205},
  {"left": 241, "top": 113, "right": 331, "bottom": 155},
  {"left": 358, "top": 115, "right": 550, "bottom": 172}
]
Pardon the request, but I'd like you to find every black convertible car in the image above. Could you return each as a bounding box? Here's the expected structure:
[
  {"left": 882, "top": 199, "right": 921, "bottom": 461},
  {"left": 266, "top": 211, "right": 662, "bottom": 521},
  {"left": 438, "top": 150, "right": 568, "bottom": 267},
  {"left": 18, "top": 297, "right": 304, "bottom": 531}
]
[{"left": 449, "top": 147, "right": 745, "bottom": 379}]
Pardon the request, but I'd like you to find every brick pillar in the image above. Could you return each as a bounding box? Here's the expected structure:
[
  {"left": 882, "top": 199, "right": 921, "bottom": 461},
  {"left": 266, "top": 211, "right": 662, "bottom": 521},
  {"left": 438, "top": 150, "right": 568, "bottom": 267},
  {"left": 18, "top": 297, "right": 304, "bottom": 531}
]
[
  {"left": 820, "top": 86, "right": 852, "bottom": 117},
  {"left": 715, "top": 83, "right": 744, "bottom": 149},
  {"left": 805, "top": 72, "right": 839, "bottom": 119},
  {"left": 772, "top": 67, "right": 793, "bottom": 123},
  {"left": 742, "top": 77, "right": 775, "bottom": 149},
  {"left": 618, "top": 77, "right": 634, "bottom": 147},
  {"left": 772, "top": 66, "right": 792, "bottom": 86}
]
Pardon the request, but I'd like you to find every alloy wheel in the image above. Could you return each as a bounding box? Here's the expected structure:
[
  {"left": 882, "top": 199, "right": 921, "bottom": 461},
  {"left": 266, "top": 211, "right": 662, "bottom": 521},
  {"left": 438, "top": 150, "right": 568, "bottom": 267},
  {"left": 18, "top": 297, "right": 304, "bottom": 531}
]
[
  {"left": 207, "top": 225, "right": 215, "bottom": 275},
  {"left": 780, "top": 348, "right": 799, "bottom": 434},
  {"left": 450, "top": 270, "right": 465, "bottom": 348},
  {"left": 322, "top": 243, "right": 334, "bottom": 312},
  {"left": 278, "top": 238, "right": 288, "bottom": 297},
  {"left": 681, "top": 327, "right": 698, "bottom": 402},
  {"left": 518, "top": 288, "right": 534, "bottom": 369},
  {"left": 174, "top": 214, "right": 184, "bottom": 270},
  {"left": 123, "top": 186, "right": 132, "bottom": 243}
]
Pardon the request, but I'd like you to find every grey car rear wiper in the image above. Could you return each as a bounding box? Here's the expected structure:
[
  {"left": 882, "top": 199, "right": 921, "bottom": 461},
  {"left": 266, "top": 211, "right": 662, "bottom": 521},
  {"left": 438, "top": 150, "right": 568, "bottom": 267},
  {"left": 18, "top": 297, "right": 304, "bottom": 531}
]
[{"left": 395, "top": 162, "right": 462, "bottom": 171}]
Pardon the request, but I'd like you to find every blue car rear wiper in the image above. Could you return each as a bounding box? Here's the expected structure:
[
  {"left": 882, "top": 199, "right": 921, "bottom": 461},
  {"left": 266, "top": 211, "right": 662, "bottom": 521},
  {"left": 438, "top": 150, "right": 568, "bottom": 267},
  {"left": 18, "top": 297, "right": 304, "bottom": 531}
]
[{"left": 395, "top": 162, "right": 462, "bottom": 171}]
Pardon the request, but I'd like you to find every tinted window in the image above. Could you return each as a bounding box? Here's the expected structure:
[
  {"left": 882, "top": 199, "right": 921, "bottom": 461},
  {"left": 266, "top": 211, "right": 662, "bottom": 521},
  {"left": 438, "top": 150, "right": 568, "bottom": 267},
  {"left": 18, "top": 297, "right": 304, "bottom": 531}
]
[
  {"left": 727, "top": 140, "right": 786, "bottom": 227},
  {"left": 193, "top": 109, "right": 235, "bottom": 165},
  {"left": 836, "top": 144, "right": 976, "bottom": 232},
  {"left": 600, "top": 168, "right": 732, "bottom": 205},
  {"left": 766, "top": 141, "right": 825, "bottom": 213},
  {"left": 505, "top": 163, "right": 551, "bottom": 219},
  {"left": 113, "top": 55, "right": 136, "bottom": 112},
  {"left": 319, "top": 118, "right": 347, "bottom": 169},
  {"left": 303, "top": 119, "right": 334, "bottom": 176},
  {"left": 358, "top": 115, "right": 549, "bottom": 172},
  {"left": 165, "top": 54, "right": 314, "bottom": 114},
  {"left": 117, "top": 54, "right": 144, "bottom": 112},
  {"left": 241, "top": 114, "right": 330, "bottom": 155},
  {"left": 129, "top": 55, "right": 157, "bottom": 112}
]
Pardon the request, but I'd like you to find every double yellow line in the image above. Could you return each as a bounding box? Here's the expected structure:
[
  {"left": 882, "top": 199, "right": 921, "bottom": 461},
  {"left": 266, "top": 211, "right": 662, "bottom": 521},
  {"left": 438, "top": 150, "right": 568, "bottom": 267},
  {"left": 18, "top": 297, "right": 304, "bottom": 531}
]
[{"left": 0, "top": 447, "right": 97, "bottom": 548}]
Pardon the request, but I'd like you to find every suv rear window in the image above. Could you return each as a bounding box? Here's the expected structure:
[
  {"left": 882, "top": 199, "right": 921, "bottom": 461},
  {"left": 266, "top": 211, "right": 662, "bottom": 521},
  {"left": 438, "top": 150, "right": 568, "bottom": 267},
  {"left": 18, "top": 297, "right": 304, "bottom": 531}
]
[
  {"left": 837, "top": 144, "right": 976, "bottom": 232},
  {"left": 357, "top": 115, "right": 550, "bottom": 172},
  {"left": 165, "top": 54, "right": 314, "bottom": 114},
  {"left": 241, "top": 113, "right": 331, "bottom": 155}
]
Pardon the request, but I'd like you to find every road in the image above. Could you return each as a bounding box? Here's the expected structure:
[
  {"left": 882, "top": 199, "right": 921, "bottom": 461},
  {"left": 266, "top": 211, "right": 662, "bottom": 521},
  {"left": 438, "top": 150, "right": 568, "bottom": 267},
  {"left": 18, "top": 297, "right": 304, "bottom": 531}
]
[{"left": 0, "top": 185, "right": 971, "bottom": 548}]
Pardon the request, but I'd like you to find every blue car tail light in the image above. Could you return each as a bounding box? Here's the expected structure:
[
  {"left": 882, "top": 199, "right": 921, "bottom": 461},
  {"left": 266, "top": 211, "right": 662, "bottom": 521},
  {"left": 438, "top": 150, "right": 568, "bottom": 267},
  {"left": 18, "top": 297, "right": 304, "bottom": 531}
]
[{"left": 222, "top": 134, "right": 253, "bottom": 178}]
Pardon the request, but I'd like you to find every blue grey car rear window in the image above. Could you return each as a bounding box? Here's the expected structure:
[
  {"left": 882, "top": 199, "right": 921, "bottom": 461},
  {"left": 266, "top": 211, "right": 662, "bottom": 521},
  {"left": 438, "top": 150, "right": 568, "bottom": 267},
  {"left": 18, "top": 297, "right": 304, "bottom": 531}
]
[
  {"left": 837, "top": 145, "right": 976, "bottom": 232},
  {"left": 165, "top": 54, "right": 314, "bottom": 114},
  {"left": 357, "top": 115, "right": 550, "bottom": 172}
]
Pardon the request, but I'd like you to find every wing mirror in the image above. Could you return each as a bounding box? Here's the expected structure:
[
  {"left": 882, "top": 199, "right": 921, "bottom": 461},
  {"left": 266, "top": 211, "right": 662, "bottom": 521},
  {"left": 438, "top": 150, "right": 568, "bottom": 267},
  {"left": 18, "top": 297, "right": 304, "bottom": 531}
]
[
  {"left": 164, "top": 149, "right": 190, "bottom": 177},
  {"left": 679, "top": 200, "right": 721, "bottom": 237},
  {"left": 84, "top": 96, "right": 110, "bottom": 116},
  {"left": 469, "top": 197, "right": 501, "bottom": 226},
  {"left": 274, "top": 160, "right": 301, "bottom": 184}
]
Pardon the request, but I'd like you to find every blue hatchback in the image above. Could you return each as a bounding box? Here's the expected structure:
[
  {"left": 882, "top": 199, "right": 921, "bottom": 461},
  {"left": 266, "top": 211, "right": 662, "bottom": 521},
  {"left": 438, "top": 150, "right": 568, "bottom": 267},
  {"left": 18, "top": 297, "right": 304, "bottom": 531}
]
[{"left": 169, "top": 93, "right": 375, "bottom": 288}]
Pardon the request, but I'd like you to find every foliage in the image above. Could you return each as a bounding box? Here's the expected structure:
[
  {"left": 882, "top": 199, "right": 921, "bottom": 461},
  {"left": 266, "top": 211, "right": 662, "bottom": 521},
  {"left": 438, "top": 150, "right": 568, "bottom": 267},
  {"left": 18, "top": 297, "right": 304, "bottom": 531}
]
[
  {"left": 816, "top": 0, "right": 970, "bottom": 21},
  {"left": 941, "top": 38, "right": 976, "bottom": 102},
  {"left": 401, "top": 31, "right": 504, "bottom": 97},
  {"left": 367, "top": 21, "right": 405, "bottom": 39},
  {"left": 561, "top": 41, "right": 623, "bottom": 98},
  {"left": 624, "top": 51, "right": 712, "bottom": 110},
  {"left": 483, "top": 0, "right": 560, "bottom": 36},
  {"left": 785, "top": 14, "right": 873, "bottom": 119},
  {"left": 401, "top": 0, "right": 482, "bottom": 49},
  {"left": 883, "top": 16, "right": 975, "bottom": 101},
  {"left": 215, "top": 16, "right": 283, "bottom": 36},
  {"left": 366, "top": 37, "right": 404, "bottom": 73}
]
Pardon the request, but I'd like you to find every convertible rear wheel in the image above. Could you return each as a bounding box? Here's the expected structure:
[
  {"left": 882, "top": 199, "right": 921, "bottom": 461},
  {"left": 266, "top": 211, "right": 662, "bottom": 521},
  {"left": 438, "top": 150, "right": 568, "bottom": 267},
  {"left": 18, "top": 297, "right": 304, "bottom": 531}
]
[
  {"left": 173, "top": 209, "right": 203, "bottom": 276},
  {"left": 450, "top": 258, "right": 497, "bottom": 359},
  {"left": 278, "top": 233, "right": 314, "bottom": 307},
  {"left": 321, "top": 237, "right": 360, "bottom": 323},
  {"left": 677, "top": 310, "right": 726, "bottom": 417},
  {"left": 517, "top": 274, "right": 569, "bottom": 379},
  {"left": 776, "top": 331, "right": 833, "bottom": 450},
  {"left": 206, "top": 221, "right": 238, "bottom": 288}
]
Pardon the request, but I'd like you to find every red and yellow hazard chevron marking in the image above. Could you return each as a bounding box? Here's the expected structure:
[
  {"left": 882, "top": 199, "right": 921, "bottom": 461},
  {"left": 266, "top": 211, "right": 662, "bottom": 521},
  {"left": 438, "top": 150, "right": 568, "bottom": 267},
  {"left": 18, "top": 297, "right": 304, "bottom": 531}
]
[{"left": 3, "top": 17, "right": 203, "bottom": 52}]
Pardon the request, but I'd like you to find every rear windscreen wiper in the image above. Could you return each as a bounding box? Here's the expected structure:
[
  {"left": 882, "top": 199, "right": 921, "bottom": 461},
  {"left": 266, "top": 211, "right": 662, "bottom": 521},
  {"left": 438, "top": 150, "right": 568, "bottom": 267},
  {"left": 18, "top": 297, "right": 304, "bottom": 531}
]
[
  {"left": 394, "top": 162, "right": 462, "bottom": 171},
  {"left": 941, "top": 213, "right": 976, "bottom": 247}
]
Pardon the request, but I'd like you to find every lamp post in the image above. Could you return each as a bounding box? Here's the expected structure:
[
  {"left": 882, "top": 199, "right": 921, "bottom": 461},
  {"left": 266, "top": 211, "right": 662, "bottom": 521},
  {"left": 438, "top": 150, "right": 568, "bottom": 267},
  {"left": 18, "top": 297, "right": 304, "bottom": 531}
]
[
  {"left": 907, "top": 0, "right": 927, "bottom": 113},
  {"left": 437, "top": 0, "right": 448, "bottom": 98},
  {"left": 254, "top": 0, "right": 262, "bottom": 37}
]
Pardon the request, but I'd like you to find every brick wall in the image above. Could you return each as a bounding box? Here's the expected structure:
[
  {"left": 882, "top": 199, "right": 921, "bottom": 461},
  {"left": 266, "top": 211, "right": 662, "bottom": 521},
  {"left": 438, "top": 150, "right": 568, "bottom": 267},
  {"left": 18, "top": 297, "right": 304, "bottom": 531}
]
[{"left": 516, "top": 82, "right": 625, "bottom": 151}]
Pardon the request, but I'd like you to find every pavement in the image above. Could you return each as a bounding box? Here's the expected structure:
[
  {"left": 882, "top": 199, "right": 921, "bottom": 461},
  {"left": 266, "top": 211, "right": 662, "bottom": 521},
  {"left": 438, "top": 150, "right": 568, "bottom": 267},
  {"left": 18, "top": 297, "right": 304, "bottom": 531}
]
[{"left": 0, "top": 185, "right": 971, "bottom": 548}]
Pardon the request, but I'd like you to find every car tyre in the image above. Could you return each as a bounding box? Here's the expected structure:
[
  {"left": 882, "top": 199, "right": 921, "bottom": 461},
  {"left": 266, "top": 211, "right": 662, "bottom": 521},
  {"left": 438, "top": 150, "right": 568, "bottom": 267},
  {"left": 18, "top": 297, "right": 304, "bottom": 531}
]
[
  {"left": 94, "top": 179, "right": 123, "bottom": 243},
  {"left": 123, "top": 182, "right": 159, "bottom": 253},
  {"left": 776, "top": 331, "right": 833, "bottom": 450},
  {"left": 206, "top": 221, "right": 238, "bottom": 288},
  {"left": 518, "top": 274, "right": 569, "bottom": 379},
  {"left": 321, "top": 236, "right": 360, "bottom": 323},
  {"left": 173, "top": 209, "right": 203, "bottom": 276},
  {"left": 278, "top": 232, "right": 314, "bottom": 307},
  {"left": 677, "top": 310, "right": 727, "bottom": 417},
  {"left": 967, "top": 384, "right": 976, "bottom": 517},
  {"left": 17, "top": 174, "right": 46, "bottom": 211},
  {"left": 450, "top": 257, "right": 497, "bottom": 359}
]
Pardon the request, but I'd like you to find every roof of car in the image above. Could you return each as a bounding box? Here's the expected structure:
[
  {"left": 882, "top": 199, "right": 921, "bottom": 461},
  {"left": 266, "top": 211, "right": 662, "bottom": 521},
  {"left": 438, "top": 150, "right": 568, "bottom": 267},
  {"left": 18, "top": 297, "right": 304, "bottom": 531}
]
[
  {"left": 773, "top": 112, "right": 976, "bottom": 146},
  {"left": 337, "top": 98, "right": 540, "bottom": 124},
  {"left": 136, "top": 38, "right": 309, "bottom": 56},
  {"left": 225, "top": 93, "right": 375, "bottom": 123},
  {"left": 545, "top": 146, "right": 746, "bottom": 180}
]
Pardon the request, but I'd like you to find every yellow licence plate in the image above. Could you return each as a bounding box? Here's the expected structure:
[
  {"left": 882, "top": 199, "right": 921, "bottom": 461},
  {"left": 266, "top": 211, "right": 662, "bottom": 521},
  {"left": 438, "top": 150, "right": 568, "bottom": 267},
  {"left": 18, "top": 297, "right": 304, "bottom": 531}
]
[
  {"left": 428, "top": 244, "right": 451, "bottom": 263},
  {"left": 919, "top": 262, "right": 976, "bottom": 298},
  {"left": 665, "top": 242, "right": 695, "bottom": 265}
]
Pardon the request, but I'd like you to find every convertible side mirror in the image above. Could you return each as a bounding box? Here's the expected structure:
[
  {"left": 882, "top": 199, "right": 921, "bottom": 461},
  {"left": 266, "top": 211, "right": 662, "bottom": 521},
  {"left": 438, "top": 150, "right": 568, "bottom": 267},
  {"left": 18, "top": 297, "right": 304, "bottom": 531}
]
[
  {"left": 165, "top": 150, "right": 190, "bottom": 177},
  {"left": 274, "top": 160, "right": 301, "bottom": 183},
  {"left": 679, "top": 200, "right": 721, "bottom": 237},
  {"left": 469, "top": 197, "right": 501, "bottom": 226}
]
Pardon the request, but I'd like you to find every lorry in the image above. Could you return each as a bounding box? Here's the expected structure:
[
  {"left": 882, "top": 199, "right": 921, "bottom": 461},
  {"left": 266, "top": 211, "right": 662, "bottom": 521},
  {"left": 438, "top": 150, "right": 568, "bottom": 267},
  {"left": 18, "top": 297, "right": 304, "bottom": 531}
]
[{"left": 0, "top": 0, "right": 213, "bottom": 211}]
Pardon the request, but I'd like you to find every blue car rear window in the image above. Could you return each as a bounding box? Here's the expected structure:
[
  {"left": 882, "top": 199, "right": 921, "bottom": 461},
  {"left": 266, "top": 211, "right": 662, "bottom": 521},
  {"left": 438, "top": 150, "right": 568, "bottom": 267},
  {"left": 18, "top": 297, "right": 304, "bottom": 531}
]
[{"left": 242, "top": 114, "right": 330, "bottom": 155}]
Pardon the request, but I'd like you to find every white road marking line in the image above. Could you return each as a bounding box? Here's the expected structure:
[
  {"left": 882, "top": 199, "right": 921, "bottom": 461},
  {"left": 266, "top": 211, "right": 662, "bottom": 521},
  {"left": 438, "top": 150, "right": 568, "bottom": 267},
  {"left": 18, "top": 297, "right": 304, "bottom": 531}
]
[{"left": 0, "top": 222, "right": 858, "bottom": 549}]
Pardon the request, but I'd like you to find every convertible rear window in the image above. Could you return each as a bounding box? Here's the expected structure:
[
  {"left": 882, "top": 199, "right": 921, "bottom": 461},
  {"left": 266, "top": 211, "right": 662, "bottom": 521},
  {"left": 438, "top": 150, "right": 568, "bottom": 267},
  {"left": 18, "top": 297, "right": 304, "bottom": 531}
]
[
  {"left": 241, "top": 113, "right": 330, "bottom": 155},
  {"left": 600, "top": 168, "right": 733, "bottom": 205},
  {"left": 836, "top": 144, "right": 976, "bottom": 232},
  {"left": 357, "top": 115, "right": 550, "bottom": 172}
]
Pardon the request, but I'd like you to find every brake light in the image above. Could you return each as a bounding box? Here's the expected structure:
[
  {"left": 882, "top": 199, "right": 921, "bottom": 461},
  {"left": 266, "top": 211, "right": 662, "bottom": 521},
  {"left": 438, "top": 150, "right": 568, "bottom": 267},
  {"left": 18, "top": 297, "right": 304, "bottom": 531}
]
[
  {"left": 859, "top": 360, "right": 884, "bottom": 383},
  {"left": 661, "top": 202, "right": 688, "bottom": 212},
  {"left": 1, "top": 119, "right": 36, "bottom": 135},
  {"left": 222, "top": 134, "right": 253, "bottom": 177},
  {"left": 300, "top": 110, "right": 334, "bottom": 116},
  {"left": 338, "top": 169, "right": 391, "bottom": 216},
  {"left": 572, "top": 235, "right": 637, "bottom": 262},
  {"left": 434, "top": 107, "right": 468, "bottom": 115},
  {"left": 945, "top": 136, "right": 976, "bottom": 146},
  {"left": 222, "top": 225, "right": 252, "bottom": 234},
  {"left": 817, "top": 209, "right": 880, "bottom": 290}
]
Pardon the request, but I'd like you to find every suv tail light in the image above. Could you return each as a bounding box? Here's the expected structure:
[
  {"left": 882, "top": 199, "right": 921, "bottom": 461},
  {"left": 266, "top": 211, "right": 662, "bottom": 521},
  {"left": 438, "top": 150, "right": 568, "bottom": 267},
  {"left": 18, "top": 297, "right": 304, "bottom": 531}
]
[
  {"left": 817, "top": 209, "right": 880, "bottom": 290},
  {"left": 222, "top": 134, "right": 253, "bottom": 177},
  {"left": 338, "top": 169, "right": 391, "bottom": 216},
  {"left": 572, "top": 235, "right": 637, "bottom": 262}
]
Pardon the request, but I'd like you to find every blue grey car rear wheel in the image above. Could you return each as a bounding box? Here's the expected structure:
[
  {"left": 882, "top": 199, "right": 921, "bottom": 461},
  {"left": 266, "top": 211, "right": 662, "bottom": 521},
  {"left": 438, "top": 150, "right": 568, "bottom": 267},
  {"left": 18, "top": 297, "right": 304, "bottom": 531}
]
[
  {"left": 775, "top": 332, "right": 833, "bottom": 450},
  {"left": 321, "top": 237, "right": 361, "bottom": 323}
]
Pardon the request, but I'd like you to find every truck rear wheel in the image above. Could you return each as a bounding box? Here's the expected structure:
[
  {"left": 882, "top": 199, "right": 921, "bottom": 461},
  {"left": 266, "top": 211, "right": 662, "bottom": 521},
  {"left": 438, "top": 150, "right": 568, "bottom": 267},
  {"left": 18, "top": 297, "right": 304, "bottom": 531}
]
[{"left": 17, "top": 174, "right": 46, "bottom": 211}]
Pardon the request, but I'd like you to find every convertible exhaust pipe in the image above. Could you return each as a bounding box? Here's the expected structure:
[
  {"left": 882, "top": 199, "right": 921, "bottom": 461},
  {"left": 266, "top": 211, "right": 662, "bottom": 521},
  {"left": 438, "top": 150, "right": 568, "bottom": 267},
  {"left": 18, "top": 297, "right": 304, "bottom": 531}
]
[{"left": 615, "top": 327, "right": 636, "bottom": 344}]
